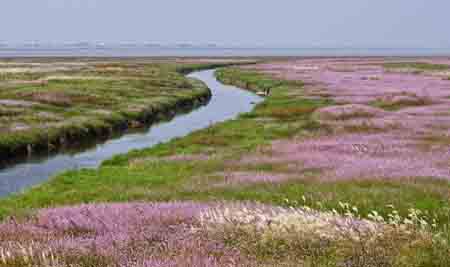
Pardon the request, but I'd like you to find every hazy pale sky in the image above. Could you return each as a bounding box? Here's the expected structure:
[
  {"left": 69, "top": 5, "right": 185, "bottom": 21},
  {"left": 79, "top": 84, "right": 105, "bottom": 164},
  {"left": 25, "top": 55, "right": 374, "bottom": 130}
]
[{"left": 2, "top": 0, "right": 449, "bottom": 47}]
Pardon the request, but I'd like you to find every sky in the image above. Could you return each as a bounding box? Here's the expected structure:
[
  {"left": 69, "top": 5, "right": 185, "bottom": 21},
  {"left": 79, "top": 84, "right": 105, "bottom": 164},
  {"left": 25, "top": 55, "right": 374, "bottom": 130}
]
[{"left": 1, "top": 0, "right": 449, "bottom": 48}]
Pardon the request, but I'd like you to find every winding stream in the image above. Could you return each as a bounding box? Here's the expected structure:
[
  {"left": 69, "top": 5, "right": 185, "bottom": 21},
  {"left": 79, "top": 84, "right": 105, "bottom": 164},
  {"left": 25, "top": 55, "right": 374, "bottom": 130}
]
[{"left": 0, "top": 70, "right": 263, "bottom": 197}]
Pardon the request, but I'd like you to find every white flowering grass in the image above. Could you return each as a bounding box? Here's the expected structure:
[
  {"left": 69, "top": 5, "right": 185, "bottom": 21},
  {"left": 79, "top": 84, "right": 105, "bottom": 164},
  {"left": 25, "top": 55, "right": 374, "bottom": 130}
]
[
  {"left": 0, "top": 245, "right": 59, "bottom": 267},
  {"left": 200, "top": 203, "right": 383, "bottom": 242},
  {"left": 199, "top": 201, "right": 449, "bottom": 266}
]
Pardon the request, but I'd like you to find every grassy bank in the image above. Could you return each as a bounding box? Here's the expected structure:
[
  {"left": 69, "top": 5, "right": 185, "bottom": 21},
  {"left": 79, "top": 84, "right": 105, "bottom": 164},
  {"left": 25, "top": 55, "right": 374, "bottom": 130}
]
[
  {"left": 1, "top": 65, "right": 449, "bottom": 266},
  {"left": 0, "top": 66, "right": 330, "bottom": 215},
  {"left": 0, "top": 60, "right": 243, "bottom": 164}
]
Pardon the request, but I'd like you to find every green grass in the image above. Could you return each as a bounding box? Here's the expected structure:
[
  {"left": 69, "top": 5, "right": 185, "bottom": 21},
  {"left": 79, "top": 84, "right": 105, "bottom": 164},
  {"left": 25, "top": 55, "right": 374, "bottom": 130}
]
[
  {"left": 370, "top": 100, "right": 405, "bottom": 111},
  {"left": 384, "top": 62, "right": 450, "bottom": 72},
  {"left": 370, "top": 99, "right": 420, "bottom": 111}
]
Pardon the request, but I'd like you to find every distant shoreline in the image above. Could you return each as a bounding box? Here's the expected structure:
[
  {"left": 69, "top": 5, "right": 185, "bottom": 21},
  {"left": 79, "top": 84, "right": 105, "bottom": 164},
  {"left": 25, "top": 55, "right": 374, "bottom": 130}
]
[{"left": 1, "top": 47, "right": 450, "bottom": 57}]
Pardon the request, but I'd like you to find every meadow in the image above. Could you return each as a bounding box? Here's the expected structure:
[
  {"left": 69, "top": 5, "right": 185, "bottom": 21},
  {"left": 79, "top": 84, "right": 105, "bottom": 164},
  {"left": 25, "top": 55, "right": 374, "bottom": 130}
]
[{"left": 1, "top": 58, "right": 450, "bottom": 266}]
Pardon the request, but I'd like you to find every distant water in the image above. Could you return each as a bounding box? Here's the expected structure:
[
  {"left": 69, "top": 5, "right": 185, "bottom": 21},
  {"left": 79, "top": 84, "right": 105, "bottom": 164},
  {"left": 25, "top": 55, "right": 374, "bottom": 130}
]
[{"left": 1, "top": 46, "right": 450, "bottom": 57}]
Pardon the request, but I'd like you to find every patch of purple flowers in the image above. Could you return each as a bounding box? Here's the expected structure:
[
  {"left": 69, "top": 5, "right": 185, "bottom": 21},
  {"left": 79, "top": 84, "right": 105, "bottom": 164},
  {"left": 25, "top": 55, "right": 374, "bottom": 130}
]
[
  {"left": 238, "top": 59, "right": 450, "bottom": 182},
  {"left": 0, "top": 202, "right": 248, "bottom": 267}
]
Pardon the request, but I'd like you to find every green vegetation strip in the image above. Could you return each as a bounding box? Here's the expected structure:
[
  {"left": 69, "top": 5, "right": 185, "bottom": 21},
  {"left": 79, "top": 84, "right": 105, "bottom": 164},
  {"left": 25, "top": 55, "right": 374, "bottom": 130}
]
[{"left": 384, "top": 62, "right": 450, "bottom": 71}]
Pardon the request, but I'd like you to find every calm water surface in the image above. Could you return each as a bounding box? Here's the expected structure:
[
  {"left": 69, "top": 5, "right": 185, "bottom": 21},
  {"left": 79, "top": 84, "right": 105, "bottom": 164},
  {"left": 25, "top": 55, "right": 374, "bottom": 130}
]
[{"left": 0, "top": 70, "right": 263, "bottom": 197}]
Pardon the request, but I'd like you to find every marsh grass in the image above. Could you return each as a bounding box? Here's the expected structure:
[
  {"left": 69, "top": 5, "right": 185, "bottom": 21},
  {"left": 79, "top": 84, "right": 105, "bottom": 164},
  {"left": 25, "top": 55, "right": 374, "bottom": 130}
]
[
  {"left": 420, "top": 134, "right": 450, "bottom": 145},
  {"left": 383, "top": 62, "right": 450, "bottom": 72},
  {"left": 0, "top": 248, "right": 117, "bottom": 267},
  {"left": 0, "top": 72, "right": 44, "bottom": 81},
  {"left": 0, "top": 61, "right": 240, "bottom": 163},
  {"left": 414, "top": 134, "right": 450, "bottom": 153},
  {"left": 2, "top": 200, "right": 448, "bottom": 267},
  {"left": 370, "top": 94, "right": 433, "bottom": 111},
  {"left": 1, "top": 65, "right": 450, "bottom": 265},
  {"left": 341, "top": 121, "right": 388, "bottom": 133},
  {"left": 2, "top": 68, "right": 449, "bottom": 227},
  {"left": 200, "top": 202, "right": 450, "bottom": 267}
]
